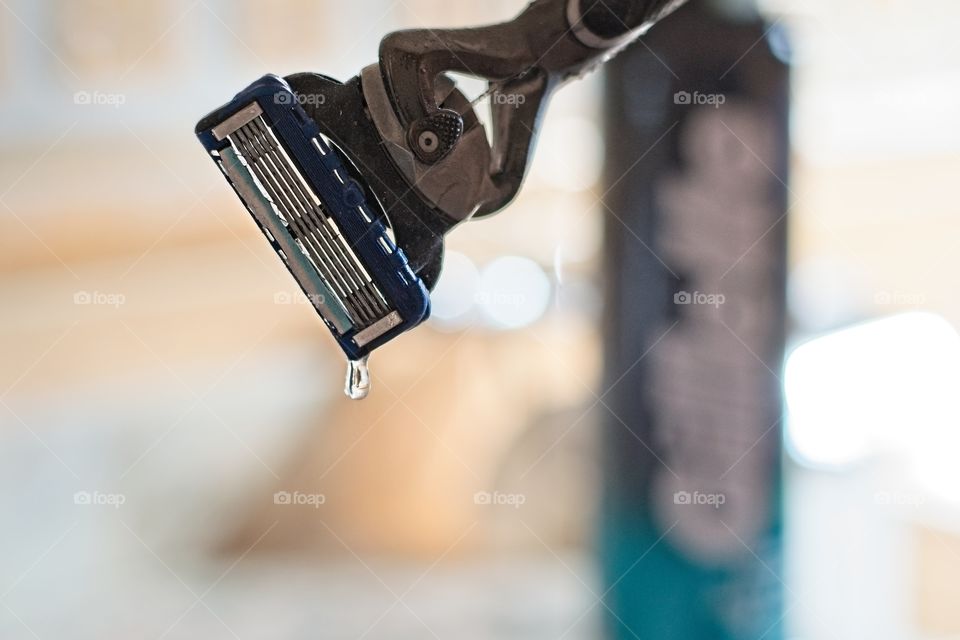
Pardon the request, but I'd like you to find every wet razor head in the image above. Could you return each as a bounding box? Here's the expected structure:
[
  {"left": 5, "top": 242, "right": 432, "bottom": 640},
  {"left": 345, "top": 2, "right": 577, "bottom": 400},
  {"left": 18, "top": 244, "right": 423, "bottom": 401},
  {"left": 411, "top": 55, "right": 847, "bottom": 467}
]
[{"left": 196, "top": 75, "right": 449, "bottom": 397}]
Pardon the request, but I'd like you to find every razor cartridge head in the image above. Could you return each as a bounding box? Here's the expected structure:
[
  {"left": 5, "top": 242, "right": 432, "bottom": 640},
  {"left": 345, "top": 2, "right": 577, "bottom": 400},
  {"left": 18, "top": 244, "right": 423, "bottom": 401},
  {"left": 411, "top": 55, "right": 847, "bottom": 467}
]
[{"left": 196, "top": 75, "right": 431, "bottom": 396}]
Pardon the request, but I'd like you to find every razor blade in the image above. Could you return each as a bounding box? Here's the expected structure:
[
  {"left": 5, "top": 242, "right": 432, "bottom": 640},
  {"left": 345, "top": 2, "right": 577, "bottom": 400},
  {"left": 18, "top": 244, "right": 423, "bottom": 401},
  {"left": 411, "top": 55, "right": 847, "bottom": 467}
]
[{"left": 195, "top": 75, "right": 431, "bottom": 397}]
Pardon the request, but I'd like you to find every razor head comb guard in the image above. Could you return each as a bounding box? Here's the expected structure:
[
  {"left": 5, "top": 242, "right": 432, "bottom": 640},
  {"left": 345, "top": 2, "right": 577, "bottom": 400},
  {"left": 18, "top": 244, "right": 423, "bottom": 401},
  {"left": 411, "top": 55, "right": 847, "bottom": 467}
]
[{"left": 196, "top": 75, "right": 431, "bottom": 398}]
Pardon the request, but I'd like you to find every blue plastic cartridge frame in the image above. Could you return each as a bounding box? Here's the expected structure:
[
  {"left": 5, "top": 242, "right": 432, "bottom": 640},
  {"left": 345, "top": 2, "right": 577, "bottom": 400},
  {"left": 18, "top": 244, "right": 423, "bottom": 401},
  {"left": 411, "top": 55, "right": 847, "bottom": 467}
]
[{"left": 196, "top": 75, "right": 430, "bottom": 361}]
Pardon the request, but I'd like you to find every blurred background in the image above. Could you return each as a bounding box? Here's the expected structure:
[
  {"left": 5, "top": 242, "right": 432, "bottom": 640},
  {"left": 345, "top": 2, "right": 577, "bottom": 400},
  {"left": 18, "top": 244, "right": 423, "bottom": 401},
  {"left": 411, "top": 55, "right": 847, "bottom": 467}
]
[{"left": 0, "top": 0, "right": 957, "bottom": 638}]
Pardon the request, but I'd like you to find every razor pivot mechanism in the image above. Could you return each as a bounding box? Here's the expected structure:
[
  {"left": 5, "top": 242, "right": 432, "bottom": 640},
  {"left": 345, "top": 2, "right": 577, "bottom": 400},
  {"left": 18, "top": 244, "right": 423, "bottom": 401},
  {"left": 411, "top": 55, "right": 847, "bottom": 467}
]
[{"left": 196, "top": 75, "right": 430, "bottom": 399}]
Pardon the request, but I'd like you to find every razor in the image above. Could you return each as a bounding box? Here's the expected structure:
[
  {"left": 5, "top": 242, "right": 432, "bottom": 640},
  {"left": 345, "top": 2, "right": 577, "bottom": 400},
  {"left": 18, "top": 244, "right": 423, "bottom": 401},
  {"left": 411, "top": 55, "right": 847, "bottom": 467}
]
[{"left": 195, "top": 0, "right": 682, "bottom": 399}]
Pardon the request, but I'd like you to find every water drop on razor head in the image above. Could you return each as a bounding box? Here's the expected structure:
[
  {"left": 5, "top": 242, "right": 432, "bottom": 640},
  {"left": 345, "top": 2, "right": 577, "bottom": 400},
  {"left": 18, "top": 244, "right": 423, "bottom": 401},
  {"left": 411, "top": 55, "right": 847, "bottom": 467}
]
[{"left": 344, "top": 356, "right": 370, "bottom": 400}]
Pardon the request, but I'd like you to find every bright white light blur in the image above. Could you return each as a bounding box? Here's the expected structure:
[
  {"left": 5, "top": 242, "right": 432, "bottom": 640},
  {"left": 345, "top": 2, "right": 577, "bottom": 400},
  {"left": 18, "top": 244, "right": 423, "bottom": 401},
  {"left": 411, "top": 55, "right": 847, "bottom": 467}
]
[
  {"left": 532, "top": 116, "right": 604, "bottom": 192},
  {"left": 477, "top": 256, "right": 551, "bottom": 329},
  {"left": 429, "top": 251, "right": 480, "bottom": 325},
  {"left": 784, "top": 313, "right": 960, "bottom": 482}
]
